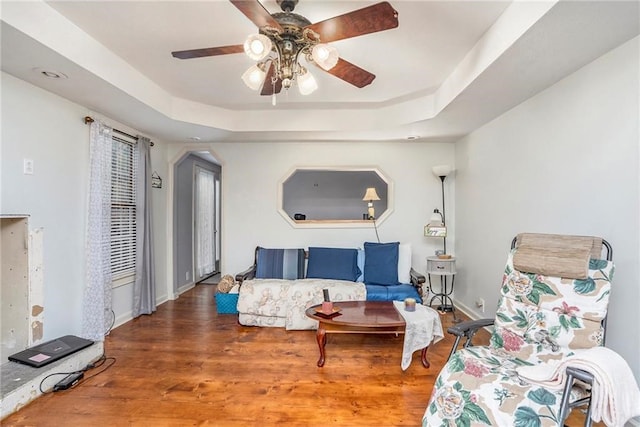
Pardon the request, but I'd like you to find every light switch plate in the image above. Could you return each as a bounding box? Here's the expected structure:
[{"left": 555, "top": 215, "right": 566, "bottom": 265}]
[{"left": 23, "top": 158, "right": 34, "bottom": 175}]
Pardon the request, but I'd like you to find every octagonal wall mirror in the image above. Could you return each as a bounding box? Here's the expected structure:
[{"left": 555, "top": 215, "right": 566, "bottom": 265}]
[{"left": 278, "top": 167, "right": 393, "bottom": 228}]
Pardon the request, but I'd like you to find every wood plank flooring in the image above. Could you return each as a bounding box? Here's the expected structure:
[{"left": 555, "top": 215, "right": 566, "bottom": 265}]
[{"left": 2, "top": 284, "right": 596, "bottom": 426}]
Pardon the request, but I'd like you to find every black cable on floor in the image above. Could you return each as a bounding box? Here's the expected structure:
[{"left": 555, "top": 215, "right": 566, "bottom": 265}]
[{"left": 38, "top": 353, "right": 117, "bottom": 394}]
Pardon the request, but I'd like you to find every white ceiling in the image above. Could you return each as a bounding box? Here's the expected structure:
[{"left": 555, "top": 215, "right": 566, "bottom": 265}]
[{"left": 1, "top": 1, "right": 638, "bottom": 143}]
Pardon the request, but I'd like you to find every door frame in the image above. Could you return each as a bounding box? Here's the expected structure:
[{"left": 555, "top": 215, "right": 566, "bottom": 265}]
[{"left": 166, "top": 145, "right": 223, "bottom": 300}]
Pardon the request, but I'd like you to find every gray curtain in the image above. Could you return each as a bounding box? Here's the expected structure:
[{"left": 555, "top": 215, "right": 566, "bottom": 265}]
[{"left": 133, "top": 136, "right": 156, "bottom": 317}]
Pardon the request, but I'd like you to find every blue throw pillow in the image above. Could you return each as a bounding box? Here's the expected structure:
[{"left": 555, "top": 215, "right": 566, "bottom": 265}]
[
  {"left": 255, "top": 248, "right": 305, "bottom": 279},
  {"left": 306, "top": 247, "right": 360, "bottom": 282},
  {"left": 364, "top": 242, "right": 399, "bottom": 286}
]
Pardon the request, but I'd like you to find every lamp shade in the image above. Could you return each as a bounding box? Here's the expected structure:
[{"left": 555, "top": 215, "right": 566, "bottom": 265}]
[
  {"left": 312, "top": 44, "right": 339, "bottom": 71},
  {"left": 432, "top": 165, "right": 452, "bottom": 178},
  {"left": 297, "top": 69, "right": 318, "bottom": 95},
  {"left": 243, "top": 34, "right": 272, "bottom": 61},
  {"left": 241, "top": 64, "right": 266, "bottom": 91},
  {"left": 429, "top": 211, "right": 443, "bottom": 225},
  {"left": 362, "top": 187, "right": 381, "bottom": 201}
]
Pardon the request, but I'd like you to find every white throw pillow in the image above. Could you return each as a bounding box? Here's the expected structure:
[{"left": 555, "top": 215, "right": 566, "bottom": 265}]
[
  {"left": 356, "top": 248, "right": 365, "bottom": 282},
  {"left": 398, "top": 243, "right": 412, "bottom": 284}
]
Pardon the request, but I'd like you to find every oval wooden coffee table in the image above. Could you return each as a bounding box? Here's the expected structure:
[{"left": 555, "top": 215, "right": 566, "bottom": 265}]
[{"left": 305, "top": 301, "right": 430, "bottom": 368}]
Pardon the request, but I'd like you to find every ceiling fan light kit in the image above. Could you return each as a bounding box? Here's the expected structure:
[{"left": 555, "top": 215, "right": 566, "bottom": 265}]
[
  {"left": 296, "top": 67, "right": 318, "bottom": 95},
  {"left": 239, "top": 11, "right": 329, "bottom": 97},
  {"left": 311, "top": 44, "right": 339, "bottom": 71},
  {"left": 241, "top": 63, "right": 267, "bottom": 91},
  {"left": 243, "top": 33, "right": 272, "bottom": 60},
  {"left": 171, "top": 0, "right": 399, "bottom": 103}
]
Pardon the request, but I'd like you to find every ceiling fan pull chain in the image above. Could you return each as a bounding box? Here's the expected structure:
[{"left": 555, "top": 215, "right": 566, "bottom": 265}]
[{"left": 271, "top": 75, "right": 278, "bottom": 106}]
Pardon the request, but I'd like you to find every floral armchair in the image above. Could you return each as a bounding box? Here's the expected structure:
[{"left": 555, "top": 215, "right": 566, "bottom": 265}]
[{"left": 423, "top": 233, "right": 614, "bottom": 427}]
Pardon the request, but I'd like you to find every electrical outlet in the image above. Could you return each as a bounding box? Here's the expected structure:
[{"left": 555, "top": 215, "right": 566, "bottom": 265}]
[
  {"left": 476, "top": 298, "right": 485, "bottom": 313},
  {"left": 186, "top": 271, "right": 190, "bottom": 281},
  {"left": 23, "top": 158, "right": 34, "bottom": 175}
]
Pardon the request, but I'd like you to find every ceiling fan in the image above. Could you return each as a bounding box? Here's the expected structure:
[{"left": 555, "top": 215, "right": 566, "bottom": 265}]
[{"left": 171, "top": 0, "right": 399, "bottom": 99}]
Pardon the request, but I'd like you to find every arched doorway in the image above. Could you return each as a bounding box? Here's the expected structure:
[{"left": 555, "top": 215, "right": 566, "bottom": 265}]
[{"left": 169, "top": 147, "right": 222, "bottom": 297}]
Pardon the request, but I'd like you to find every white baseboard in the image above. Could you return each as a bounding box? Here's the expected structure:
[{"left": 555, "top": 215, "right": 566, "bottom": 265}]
[
  {"left": 112, "top": 310, "right": 133, "bottom": 330},
  {"left": 449, "top": 300, "right": 489, "bottom": 324},
  {"left": 451, "top": 300, "right": 476, "bottom": 319},
  {"left": 177, "top": 282, "right": 195, "bottom": 295},
  {"left": 111, "top": 294, "right": 171, "bottom": 331}
]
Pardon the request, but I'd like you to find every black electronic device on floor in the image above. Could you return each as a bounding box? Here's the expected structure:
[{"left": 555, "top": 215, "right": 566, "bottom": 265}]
[{"left": 8, "top": 335, "right": 94, "bottom": 368}]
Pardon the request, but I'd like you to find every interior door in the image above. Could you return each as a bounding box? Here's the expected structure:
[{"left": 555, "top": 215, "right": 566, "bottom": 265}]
[{"left": 194, "top": 165, "right": 216, "bottom": 281}]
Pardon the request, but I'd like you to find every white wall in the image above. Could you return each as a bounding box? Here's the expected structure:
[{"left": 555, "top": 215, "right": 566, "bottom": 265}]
[
  {"left": 167, "top": 142, "right": 456, "bottom": 280},
  {"left": 454, "top": 37, "right": 640, "bottom": 382},
  {"left": 0, "top": 72, "right": 170, "bottom": 338},
  {"left": 1, "top": 73, "right": 89, "bottom": 340}
]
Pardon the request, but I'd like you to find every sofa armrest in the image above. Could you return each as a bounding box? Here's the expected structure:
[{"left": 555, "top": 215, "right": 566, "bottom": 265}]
[
  {"left": 235, "top": 246, "right": 260, "bottom": 285},
  {"left": 410, "top": 268, "right": 426, "bottom": 287},
  {"left": 235, "top": 265, "right": 256, "bottom": 285}
]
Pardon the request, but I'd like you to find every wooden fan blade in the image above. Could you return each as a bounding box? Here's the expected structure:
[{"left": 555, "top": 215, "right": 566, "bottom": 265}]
[
  {"left": 260, "top": 61, "right": 282, "bottom": 96},
  {"left": 305, "top": 2, "right": 398, "bottom": 43},
  {"left": 321, "top": 58, "right": 375, "bottom": 88},
  {"left": 230, "top": 0, "right": 283, "bottom": 32},
  {"left": 172, "top": 45, "right": 244, "bottom": 59}
]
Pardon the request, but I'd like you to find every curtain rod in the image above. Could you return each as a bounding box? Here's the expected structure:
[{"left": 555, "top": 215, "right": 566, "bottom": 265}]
[{"left": 84, "top": 116, "right": 154, "bottom": 147}]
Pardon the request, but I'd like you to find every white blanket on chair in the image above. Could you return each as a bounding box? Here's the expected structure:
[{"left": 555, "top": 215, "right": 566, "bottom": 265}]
[{"left": 517, "top": 347, "right": 640, "bottom": 427}]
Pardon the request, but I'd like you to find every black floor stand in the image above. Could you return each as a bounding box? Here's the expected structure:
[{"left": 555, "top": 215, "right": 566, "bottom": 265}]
[{"left": 428, "top": 274, "right": 461, "bottom": 323}]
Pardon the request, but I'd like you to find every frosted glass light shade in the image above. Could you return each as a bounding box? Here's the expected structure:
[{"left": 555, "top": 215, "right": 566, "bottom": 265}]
[
  {"left": 297, "top": 70, "right": 318, "bottom": 95},
  {"left": 362, "top": 187, "right": 381, "bottom": 201},
  {"left": 312, "top": 44, "right": 339, "bottom": 70},
  {"left": 432, "top": 165, "right": 452, "bottom": 177},
  {"left": 243, "top": 34, "right": 272, "bottom": 61},
  {"left": 241, "top": 64, "right": 266, "bottom": 91},
  {"left": 429, "top": 211, "right": 443, "bottom": 225}
]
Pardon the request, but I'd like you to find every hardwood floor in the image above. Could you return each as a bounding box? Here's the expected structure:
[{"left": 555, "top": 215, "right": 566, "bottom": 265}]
[{"left": 3, "top": 285, "right": 597, "bottom": 426}]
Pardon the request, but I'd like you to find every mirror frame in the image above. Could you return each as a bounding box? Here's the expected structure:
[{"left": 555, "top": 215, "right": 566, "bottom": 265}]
[{"left": 277, "top": 166, "right": 394, "bottom": 229}]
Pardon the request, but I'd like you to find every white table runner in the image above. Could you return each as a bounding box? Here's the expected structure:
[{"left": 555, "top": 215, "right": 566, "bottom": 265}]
[{"left": 393, "top": 301, "right": 444, "bottom": 370}]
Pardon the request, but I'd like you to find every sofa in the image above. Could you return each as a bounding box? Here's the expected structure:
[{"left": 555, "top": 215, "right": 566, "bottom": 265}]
[{"left": 235, "top": 242, "right": 426, "bottom": 330}]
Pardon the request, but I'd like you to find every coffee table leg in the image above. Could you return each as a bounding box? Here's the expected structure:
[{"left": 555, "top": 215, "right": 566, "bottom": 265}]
[
  {"left": 316, "top": 326, "right": 327, "bottom": 367},
  {"left": 421, "top": 346, "right": 430, "bottom": 368}
]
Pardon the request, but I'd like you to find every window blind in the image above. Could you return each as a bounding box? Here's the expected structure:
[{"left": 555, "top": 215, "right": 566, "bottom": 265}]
[{"left": 111, "top": 136, "right": 137, "bottom": 283}]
